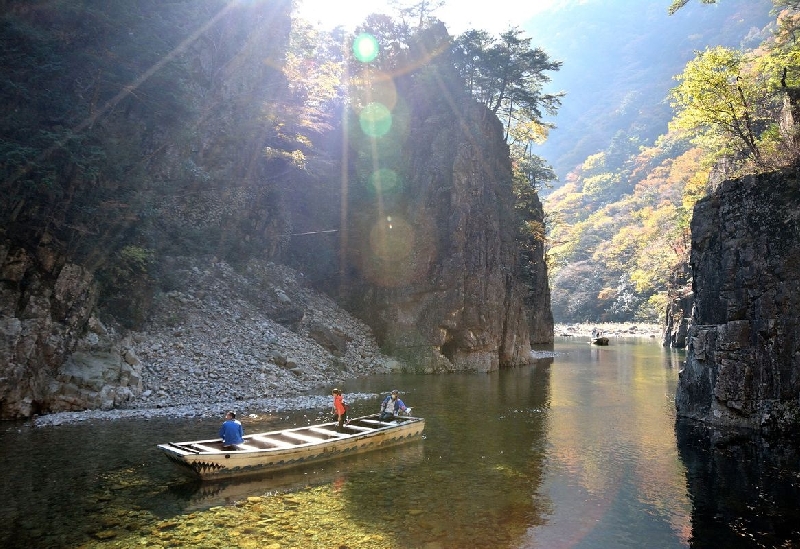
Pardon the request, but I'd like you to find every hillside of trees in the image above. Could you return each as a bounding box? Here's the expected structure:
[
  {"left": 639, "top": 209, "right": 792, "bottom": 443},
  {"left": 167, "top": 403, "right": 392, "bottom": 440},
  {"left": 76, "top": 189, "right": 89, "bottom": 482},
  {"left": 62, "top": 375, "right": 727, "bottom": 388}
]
[
  {"left": 545, "top": 0, "right": 800, "bottom": 323},
  {"left": 529, "top": 0, "right": 773, "bottom": 184}
]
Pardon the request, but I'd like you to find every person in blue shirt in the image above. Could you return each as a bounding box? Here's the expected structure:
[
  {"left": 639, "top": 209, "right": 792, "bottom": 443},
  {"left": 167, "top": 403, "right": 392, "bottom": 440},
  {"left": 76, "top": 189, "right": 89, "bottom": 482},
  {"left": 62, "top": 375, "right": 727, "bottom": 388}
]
[
  {"left": 219, "top": 410, "right": 244, "bottom": 449},
  {"left": 378, "top": 390, "right": 409, "bottom": 422}
]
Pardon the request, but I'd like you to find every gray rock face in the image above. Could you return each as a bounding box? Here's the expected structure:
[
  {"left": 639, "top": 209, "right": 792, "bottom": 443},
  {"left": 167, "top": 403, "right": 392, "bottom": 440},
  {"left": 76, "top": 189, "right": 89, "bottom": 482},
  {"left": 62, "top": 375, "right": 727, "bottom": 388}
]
[
  {"left": 676, "top": 171, "right": 800, "bottom": 433},
  {"left": 0, "top": 242, "right": 143, "bottom": 418},
  {"left": 347, "top": 101, "right": 543, "bottom": 371},
  {"left": 663, "top": 265, "right": 693, "bottom": 349}
]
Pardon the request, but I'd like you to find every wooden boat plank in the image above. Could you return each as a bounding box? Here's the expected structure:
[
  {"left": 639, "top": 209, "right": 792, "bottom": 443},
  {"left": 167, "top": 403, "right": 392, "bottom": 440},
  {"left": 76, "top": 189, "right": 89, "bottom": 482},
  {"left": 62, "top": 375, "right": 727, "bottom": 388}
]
[
  {"left": 341, "top": 424, "right": 375, "bottom": 433},
  {"left": 249, "top": 435, "right": 296, "bottom": 448},
  {"left": 280, "top": 431, "right": 327, "bottom": 444},
  {"left": 234, "top": 443, "right": 262, "bottom": 451},
  {"left": 306, "top": 426, "right": 347, "bottom": 437},
  {"left": 358, "top": 419, "right": 385, "bottom": 426},
  {"left": 191, "top": 443, "right": 222, "bottom": 453}
]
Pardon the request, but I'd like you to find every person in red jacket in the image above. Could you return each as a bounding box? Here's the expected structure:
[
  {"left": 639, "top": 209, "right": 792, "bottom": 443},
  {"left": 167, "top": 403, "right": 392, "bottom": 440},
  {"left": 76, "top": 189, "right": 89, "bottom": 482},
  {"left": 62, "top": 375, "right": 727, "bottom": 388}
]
[{"left": 332, "top": 388, "right": 347, "bottom": 432}]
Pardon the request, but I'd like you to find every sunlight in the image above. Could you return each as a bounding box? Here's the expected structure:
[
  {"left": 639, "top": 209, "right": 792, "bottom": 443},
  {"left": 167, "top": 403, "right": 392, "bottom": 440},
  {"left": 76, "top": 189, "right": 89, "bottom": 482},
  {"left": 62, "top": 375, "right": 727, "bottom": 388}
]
[
  {"left": 353, "top": 33, "right": 380, "bottom": 63},
  {"left": 359, "top": 102, "right": 393, "bottom": 137},
  {"left": 295, "top": 0, "right": 567, "bottom": 35}
]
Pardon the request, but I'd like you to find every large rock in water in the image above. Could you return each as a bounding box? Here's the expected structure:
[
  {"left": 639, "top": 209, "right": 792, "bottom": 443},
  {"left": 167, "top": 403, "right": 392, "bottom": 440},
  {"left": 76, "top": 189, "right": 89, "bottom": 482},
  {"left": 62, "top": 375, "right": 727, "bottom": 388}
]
[
  {"left": 676, "top": 171, "right": 800, "bottom": 433},
  {"left": 345, "top": 89, "right": 545, "bottom": 371}
]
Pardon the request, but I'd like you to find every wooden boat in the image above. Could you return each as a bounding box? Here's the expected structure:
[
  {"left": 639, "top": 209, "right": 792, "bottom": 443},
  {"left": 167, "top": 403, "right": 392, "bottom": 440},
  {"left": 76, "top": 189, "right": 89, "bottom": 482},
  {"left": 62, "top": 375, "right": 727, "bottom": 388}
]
[
  {"left": 157, "top": 413, "right": 425, "bottom": 479},
  {"left": 591, "top": 336, "right": 610, "bottom": 346}
]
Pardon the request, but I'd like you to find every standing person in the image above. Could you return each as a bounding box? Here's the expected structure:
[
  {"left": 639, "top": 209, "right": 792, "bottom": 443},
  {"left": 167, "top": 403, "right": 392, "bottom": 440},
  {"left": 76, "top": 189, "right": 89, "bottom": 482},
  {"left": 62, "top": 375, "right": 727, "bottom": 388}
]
[
  {"left": 378, "top": 389, "right": 408, "bottom": 422},
  {"left": 219, "top": 410, "right": 244, "bottom": 449},
  {"left": 332, "top": 388, "right": 347, "bottom": 432}
]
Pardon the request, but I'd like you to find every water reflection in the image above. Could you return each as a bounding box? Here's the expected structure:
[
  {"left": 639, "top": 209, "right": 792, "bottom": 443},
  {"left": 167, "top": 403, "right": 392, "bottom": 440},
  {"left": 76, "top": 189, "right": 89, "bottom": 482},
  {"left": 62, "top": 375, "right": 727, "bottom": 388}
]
[
  {"left": 676, "top": 419, "right": 800, "bottom": 548},
  {"left": 171, "top": 441, "right": 426, "bottom": 511},
  {"left": 2, "top": 340, "right": 800, "bottom": 547},
  {"left": 522, "top": 339, "right": 691, "bottom": 548}
]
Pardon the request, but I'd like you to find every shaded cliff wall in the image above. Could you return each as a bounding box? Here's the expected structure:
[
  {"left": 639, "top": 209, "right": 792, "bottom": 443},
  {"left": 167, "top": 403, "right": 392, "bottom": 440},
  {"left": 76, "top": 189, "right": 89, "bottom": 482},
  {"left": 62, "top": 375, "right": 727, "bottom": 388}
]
[
  {"left": 663, "top": 264, "right": 693, "bottom": 349},
  {"left": 523, "top": 192, "right": 554, "bottom": 346},
  {"left": 0, "top": 242, "right": 144, "bottom": 418},
  {"left": 676, "top": 170, "right": 800, "bottom": 433},
  {"left": 345, "top": 77, "right": 544, "bottom": 371},
  {"left": 0, "top": 0, "right": 293, "bottom": 418}
]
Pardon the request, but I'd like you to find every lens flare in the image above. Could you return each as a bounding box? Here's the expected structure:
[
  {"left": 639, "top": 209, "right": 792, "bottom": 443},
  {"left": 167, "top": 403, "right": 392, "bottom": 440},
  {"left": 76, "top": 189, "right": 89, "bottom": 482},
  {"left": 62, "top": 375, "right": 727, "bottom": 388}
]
[
  {"left": 351, "top": 72, "right": 398, "bottom": 112},
  {"left": 369, "top": 215, "right": 413, "bottom": 261},
  {"left": 359, "top": 102, "right": 392, "bottom": 137},
  {"left": 353, "top": 33, "right": 379, "bottom": 63},
  {"left": 369, "top": 169, "right": 399, "bottom": 193}
]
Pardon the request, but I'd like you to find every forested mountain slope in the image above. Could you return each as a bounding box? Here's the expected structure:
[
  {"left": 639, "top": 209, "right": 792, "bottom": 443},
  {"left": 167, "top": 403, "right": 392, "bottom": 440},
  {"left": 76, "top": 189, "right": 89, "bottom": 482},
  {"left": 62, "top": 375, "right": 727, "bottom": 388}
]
[
  {"left": 539, "top": 0, "right": 795, "bottom": 324},
  {"left": 529, "top": 0, "right": 772, "bottom": 184}
]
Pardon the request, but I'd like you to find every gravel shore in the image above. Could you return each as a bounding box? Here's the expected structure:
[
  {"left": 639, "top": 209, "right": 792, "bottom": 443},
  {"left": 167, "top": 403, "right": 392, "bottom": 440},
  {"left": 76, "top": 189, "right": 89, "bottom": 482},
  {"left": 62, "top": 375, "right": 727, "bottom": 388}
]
[
  {"left": 554, "top": 322, "right": 661, "bottom": 339},
  {"left": 33, "top": 259, "right": 397, "bottom": 427}
]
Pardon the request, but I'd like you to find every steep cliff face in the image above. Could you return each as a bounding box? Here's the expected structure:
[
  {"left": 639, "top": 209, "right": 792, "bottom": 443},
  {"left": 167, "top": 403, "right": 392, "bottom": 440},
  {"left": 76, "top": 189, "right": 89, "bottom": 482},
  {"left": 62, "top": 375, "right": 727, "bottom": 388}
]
[
  {"left": 0, "top": 242, "right": 143, "bottom": 418},
  {"left": 0, "top": 0, "right": 294, "bottom": 418},
  {"left": 676, "top": 171, "right": 800, "bottom": 433},
  {"left": 663, "top": 264, "right": 693, "bottom": 349},
  {"left": 346, "top": 95, "right": 544, "bottom": 371}
]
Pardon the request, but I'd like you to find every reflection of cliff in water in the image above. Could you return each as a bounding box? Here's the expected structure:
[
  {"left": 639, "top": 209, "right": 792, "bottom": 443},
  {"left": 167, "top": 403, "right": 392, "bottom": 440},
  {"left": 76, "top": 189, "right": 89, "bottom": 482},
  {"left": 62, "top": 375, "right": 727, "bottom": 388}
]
[{"left": 676, "top": 419, "right": 800, "bottom": 547}]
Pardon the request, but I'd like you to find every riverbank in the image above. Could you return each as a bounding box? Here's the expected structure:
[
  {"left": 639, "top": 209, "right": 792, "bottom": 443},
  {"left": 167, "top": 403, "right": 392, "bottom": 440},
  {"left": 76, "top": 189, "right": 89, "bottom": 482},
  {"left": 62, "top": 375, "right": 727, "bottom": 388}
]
[
  {"left": 31, "top": 259, "right": 400, "bottom": 427},
  {"left": 30, "top": 258, "right": 658, "bottom": 428},
  {"left": 554, "top": 322, "right": 662, "bottom": 339}
]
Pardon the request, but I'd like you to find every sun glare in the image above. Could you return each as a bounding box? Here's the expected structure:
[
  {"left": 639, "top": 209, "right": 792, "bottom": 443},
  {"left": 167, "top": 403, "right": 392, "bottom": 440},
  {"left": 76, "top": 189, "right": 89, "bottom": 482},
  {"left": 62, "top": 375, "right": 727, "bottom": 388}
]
[
  {"left": 296, "top": 0, "right": 392, "bottom": 30},
  {"left": 352, "top": 33, "right": 380, "bottom": 63}
]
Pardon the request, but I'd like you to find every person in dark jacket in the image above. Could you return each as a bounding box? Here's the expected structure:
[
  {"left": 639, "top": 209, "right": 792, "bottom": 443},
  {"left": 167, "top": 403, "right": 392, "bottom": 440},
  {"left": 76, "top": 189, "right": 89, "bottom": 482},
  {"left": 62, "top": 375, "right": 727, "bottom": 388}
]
[
  {"left": 378, "top": 390, "right": 409, "bottom": 421},
  {"left": 219, "top": 410, "right": 244, "bottom": 449}
]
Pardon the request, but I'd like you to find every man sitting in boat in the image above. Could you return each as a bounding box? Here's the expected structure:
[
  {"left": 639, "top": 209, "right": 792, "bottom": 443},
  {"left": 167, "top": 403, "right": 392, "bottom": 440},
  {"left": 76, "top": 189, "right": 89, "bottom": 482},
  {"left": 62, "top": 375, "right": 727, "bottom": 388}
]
[
  {"left": 379, "top": 390, "right": 409, "bottom": 422},
  {"left": 219, "top": 411, "right": 244, "bottom": 449}
]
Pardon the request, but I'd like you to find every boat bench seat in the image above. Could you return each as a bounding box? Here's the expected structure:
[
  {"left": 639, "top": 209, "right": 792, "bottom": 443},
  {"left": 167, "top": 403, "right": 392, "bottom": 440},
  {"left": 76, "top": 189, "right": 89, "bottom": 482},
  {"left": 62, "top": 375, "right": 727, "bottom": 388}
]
[
  {"left": 235, "top": 443, "right": 261, "bottom": 451},
  {"left": 307, "top": 426, "right": 346, "bottom": 437},
  {"left": 344, "top": 424, "right": 375, "bottom": 432},
  {"left": 250, "top": 435, "right": 295, "bottom": 448},
  {"left": 192, "top": 443, "right": 221, "bottom": 453}
]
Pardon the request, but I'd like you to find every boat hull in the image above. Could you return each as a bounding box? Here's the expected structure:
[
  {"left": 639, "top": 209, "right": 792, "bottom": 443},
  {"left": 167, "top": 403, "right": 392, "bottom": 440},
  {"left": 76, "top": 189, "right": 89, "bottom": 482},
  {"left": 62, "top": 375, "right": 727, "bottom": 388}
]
[{"left": 158, "top": 414, "right": 425, "bottom": 479}]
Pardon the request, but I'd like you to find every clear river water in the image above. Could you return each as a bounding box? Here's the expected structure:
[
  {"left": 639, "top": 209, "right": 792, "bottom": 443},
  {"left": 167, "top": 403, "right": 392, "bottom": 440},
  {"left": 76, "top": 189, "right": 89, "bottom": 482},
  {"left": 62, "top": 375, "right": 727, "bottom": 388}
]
[{"left": 2, "top": 337, "right": 800, "bottom": 548}]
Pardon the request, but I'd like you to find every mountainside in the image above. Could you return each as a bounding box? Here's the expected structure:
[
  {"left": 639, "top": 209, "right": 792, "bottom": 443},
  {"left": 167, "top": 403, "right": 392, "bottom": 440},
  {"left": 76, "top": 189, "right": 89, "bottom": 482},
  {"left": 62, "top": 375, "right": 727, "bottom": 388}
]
[
  {"left": 528, "top": 0, "right": 773, "bottom": 184},
  {"left": 537, "top": 0, "right": 786, "bottom": 325}
]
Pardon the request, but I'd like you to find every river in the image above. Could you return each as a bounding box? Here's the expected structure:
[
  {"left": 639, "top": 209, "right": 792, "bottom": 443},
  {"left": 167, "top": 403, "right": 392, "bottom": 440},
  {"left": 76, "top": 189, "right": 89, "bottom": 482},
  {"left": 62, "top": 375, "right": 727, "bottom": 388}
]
[{"left": 1, "top": 337, "right": 799, "bottom": 548}]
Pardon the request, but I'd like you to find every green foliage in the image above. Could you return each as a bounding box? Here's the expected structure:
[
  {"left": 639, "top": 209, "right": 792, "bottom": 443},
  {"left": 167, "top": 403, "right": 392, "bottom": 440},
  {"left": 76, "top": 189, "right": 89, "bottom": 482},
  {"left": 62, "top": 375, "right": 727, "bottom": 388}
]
[
  {"left": 670, "top": 46, "right": 778, "bottom": 167},
  {"left": 545, "top": 130, "right": 708, "bottom": 323},
  {"left": 117, "top": 245, "right": 154, "bottom": 275},
  {"left": 97, "top": 245, "right": 155, "bottom": 329},
  {"left": 452, "top": 27, "right": 562, "bottom": 135},
  {"left": 668, "top": 0, "right": 720, "bottom": 16}
]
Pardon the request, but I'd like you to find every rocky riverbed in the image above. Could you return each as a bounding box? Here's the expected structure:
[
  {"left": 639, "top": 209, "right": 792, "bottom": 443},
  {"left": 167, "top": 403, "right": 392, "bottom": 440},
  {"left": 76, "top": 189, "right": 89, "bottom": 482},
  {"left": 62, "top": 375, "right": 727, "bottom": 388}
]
[{"left": 34, "top": 259, "right": 401, "bottom": 426}]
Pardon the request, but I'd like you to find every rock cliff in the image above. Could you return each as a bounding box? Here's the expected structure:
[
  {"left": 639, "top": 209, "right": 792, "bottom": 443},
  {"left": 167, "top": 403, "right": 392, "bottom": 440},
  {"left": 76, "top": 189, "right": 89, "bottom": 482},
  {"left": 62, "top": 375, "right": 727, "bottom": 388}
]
[
  {"left": 662, "top": 264, "right": 693, "bottom": 349},
  {"left": 345, "top": 96, "right": 544, "bottom": 372},
  {"left": 0, "top": 242, "right": 143, "bottom": 418},
  {"left": 0, "top": 6, "right": 554, "bottom": 418},
  {"left": 676, "top": 170, "right": 800, "bottom": 433}
]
